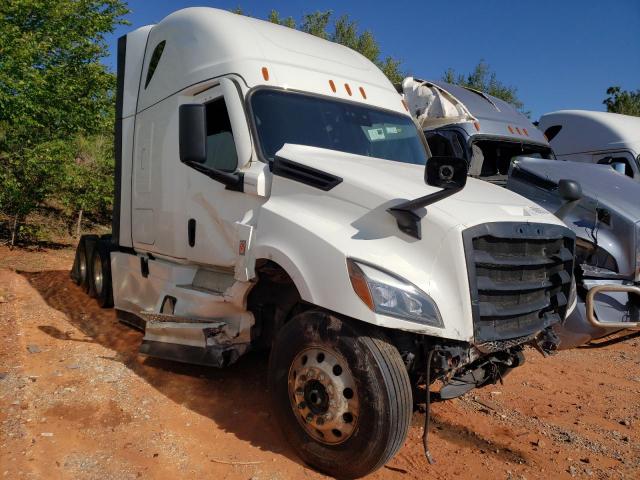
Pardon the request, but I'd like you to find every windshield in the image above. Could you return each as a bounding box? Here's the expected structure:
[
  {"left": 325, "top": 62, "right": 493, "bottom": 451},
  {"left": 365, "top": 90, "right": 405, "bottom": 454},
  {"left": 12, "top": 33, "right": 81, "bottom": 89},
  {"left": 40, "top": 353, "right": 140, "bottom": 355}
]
[{"left": 250, "top": 89, "right": 429, "bottom": 165}]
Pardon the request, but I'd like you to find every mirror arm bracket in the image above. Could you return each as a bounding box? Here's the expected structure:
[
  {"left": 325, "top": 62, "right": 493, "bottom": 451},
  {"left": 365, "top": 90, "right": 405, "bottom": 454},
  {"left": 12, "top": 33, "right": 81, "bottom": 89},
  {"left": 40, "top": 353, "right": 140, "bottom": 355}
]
[
  {"left": 183, "top": 160, "right": 244, "bottom": 192},
  {"left": 387, "top": 186, "right": 463, "bottom": 240}
]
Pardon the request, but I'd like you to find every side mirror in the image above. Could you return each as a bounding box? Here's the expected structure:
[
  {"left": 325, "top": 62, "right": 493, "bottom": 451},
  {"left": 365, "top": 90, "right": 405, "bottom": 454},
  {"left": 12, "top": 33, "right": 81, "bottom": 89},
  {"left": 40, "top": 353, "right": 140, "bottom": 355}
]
[
  {"left": 178, "top": 103, "right": 244, "bottom": 191},
  {"left": 387, "top": 156, "right": 468, "bottom": 240},
  {"left": 179, "top": 104, "right": 207, "bottom": 164},
  {"left": 555, "top": 179, "right": 582, "bottom": 220},
  {"left": 558, "top": 179, "right": 582, "bottom": 201},
  {"left": 425, "top": 156, "right": 468, "bottom": 189}
]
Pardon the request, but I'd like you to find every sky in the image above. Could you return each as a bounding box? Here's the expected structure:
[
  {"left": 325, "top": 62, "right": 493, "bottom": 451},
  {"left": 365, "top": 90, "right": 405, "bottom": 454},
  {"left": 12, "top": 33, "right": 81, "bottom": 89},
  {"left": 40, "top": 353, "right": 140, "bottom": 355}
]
[{"left": 105, "top": 0, "right": 640, "bottom": 121}]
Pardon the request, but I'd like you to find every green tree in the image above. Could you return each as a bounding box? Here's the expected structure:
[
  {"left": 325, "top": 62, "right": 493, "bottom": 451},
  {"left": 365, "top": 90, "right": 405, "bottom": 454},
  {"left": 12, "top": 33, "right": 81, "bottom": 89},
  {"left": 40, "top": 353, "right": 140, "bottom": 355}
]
[
  {"left": 0, "top": 0, "right": 128, "bottom": 245},
  {"left": 603, "top": 86, "right": 640, "bottom": 117},
  {"left": 443, "top": 60, "right": 527, "bottom": 115},
  {"left": 58, "top": 135, "right": 115, "bottom": 238},
  {"left": 231, "top": 8, "right": 403, "bottom": 84},
  {"left": 267, "top": 9, "right": 296, "bottom": 28}
]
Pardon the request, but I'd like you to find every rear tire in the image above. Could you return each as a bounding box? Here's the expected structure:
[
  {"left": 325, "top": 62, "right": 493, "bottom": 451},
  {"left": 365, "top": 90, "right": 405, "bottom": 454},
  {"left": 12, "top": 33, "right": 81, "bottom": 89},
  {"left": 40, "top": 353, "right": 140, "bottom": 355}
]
[
  {"left": 74, "top": 236, "right": 90, "bottom": 290},
  {"left": 90, "top": 240, "right": 113, "bottom": 308},
  {"left": 268, "top": 310, "right": 412, "bottom": 479}
]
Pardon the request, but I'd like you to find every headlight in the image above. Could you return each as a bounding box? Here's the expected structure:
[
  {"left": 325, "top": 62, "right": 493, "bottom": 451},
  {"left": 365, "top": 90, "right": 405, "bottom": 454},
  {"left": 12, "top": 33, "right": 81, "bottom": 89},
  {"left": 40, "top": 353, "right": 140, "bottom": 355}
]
[{"left": 347, "top": 259, "right": 443, "bottom": 327}]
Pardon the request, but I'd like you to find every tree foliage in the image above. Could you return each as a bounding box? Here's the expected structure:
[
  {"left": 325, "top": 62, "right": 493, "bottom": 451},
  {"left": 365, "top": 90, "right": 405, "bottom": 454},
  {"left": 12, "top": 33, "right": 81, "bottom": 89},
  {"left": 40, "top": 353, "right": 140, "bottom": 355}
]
[
  {"left": 603, "top": 86, "right": 640, "bottom": 117},
  {"left": 233, "top": 8, "right": 403, "bottom": 84},
  {"left": 443, "top": 60, "right": 527, "bottom": 115},
  {"left": 0, "top": 0, "right": 128, "bottom": 244}
]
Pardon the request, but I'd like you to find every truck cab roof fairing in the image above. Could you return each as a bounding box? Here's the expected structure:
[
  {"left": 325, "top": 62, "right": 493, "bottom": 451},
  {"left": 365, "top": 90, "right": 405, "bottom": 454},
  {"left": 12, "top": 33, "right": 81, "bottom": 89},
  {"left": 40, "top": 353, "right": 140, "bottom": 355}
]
[
  {"left": 136, "top": 7, "right": 405, "bottom": 115},
  {"left": 403, "top": 78, "right": 548, "bottom": 146},
  {"left": 539, "top": 110, "right": 640, "bottom": 155}
]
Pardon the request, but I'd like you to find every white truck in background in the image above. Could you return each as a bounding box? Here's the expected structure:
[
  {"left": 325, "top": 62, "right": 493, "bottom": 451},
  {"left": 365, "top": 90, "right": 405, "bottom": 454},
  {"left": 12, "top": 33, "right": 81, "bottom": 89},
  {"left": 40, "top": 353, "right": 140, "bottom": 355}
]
[
  {"left": 539, "top": 110, "right": 640, "bottom": 180},
  {"left": 72, "top": 8, "right": 576, "bottom": 478}
]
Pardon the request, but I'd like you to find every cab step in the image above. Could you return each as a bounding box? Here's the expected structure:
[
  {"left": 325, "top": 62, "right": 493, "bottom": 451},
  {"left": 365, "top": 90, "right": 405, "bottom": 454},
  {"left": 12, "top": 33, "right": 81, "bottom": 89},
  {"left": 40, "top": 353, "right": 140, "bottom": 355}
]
[{"left": 139, "top": 312, "right": 250, "bottom": 367}]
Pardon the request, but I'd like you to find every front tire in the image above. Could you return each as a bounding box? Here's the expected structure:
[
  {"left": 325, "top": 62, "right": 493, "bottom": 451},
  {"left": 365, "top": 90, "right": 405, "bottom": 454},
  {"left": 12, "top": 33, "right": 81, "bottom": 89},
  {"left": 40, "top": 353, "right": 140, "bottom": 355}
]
[{"left": 268, "top": 310, "right": 412, "bottom": 479}]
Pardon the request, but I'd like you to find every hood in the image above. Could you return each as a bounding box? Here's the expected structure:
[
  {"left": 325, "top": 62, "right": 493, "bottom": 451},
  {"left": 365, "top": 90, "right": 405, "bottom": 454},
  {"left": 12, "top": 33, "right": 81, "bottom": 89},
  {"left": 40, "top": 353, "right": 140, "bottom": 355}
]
[
  {"left": 275, "top": 144, "right": 563, "bottom": 229},
  {"left": 510, "top": 158, "right": 640, "bottom": 219}
]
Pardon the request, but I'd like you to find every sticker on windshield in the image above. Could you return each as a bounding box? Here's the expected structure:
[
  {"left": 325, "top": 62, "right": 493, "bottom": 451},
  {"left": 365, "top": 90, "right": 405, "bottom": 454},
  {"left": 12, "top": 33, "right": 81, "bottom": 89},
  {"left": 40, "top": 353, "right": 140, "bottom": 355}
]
[
  {"left": 366, "top": 127, "right": 386, "bottom": 141},
  {"left": 385, "top": 126, "right": 401, "bottom": 134}
]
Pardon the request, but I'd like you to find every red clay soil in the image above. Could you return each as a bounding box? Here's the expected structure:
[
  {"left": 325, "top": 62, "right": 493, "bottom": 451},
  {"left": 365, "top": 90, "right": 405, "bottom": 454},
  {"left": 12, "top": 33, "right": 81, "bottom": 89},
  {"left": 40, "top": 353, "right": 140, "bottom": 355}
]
[{"left": 0, "top": 245, "right": 638, "bottom": 480}]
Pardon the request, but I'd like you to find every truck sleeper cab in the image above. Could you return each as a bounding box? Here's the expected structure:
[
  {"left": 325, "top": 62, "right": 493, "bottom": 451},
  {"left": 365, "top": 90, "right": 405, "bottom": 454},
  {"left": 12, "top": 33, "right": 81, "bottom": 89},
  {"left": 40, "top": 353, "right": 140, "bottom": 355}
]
[
  {"left": 72, "top": 9, "right": 575, "bottom": 478},
  {"left": 402, "top": 78, "right": 640, "bottom": 349},
  {"left": 539, "top": 110, "right": 640, "bottom": 181}
]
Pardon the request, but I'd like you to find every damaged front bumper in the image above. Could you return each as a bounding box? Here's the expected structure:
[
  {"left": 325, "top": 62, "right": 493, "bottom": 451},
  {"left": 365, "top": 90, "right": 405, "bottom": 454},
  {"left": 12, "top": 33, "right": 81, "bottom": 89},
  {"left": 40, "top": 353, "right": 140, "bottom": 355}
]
[{"left": 555, "top": 279, "right": 640, "bottom": 349}]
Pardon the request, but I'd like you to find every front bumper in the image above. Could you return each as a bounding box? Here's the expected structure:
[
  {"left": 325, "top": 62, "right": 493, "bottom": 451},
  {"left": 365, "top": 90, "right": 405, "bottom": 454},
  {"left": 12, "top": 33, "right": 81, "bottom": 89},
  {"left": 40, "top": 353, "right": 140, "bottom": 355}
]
[
  {"left": 555, "top": 280, "right": 640, "bottom": 349},
  {"left": 585, "top": 283, "right": 640, "bottom": 329}
]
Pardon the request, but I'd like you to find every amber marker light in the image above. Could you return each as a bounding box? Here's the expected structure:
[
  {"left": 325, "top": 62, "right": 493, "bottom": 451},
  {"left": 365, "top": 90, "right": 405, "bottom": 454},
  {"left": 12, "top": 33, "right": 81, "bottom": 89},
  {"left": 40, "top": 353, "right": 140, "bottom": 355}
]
[
  {"left": 344, "top": 83, "right": 352, "bottom": 96},
  {"left": 508, "top": 125, "right": 514, "bottom": 134},
  {"left": 347, "top": 260, "right": 374, "bottom": 311},
  {"left": 401, "top": 99, "right": 409, "bottom": 111},
  {"left": 523, "top": 128, "right": 529, "bottom": 136},
  {"left": 329, "top": 79, "right": 336, "bottom": 92},
  {"left": 473, "top": 121, "right": 481, "bottom": 131},
  {"left": 359, "top": 86, "right": 367, "bottom": 99},
  {"left": 261, "top": 67, "right": 269, "bottom": 81}
]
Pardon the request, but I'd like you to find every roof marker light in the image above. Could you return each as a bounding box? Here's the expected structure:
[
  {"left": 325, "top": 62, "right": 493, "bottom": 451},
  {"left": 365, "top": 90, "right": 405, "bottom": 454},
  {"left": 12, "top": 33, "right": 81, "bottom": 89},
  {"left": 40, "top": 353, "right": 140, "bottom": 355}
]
[
  {"left": 515, "top": 127, "right": 522, "bottom": 135},
  {"left": 261, "top": 67, "right": 269, "bottom": 81},
  {"left": 401, "top": 99, "right": 409, "bottom": 111},
  {"left": 344, "top": 83, "right": 352, "bottom": 96},
  {"left": 507, "top": 125, "right": 514, "bottom": 134},
  {"left": 329, "top": 79, "right": 336, "bottom": 93},
  {"left": 523, "top": 128, "right": 529, "bottom": 136},
  {"left": 359, "top": 86, "right": 367, "bottom": 99},
  {"left": 473, "top": 121, "right": 481, "bottom": 131}
]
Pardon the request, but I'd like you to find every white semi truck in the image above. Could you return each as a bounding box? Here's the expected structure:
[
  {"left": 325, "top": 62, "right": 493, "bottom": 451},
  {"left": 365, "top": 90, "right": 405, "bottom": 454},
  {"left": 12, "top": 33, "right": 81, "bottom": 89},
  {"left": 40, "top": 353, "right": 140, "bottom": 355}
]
[{"left": 72, "top": 8, "right": 576, "bottom": 478}]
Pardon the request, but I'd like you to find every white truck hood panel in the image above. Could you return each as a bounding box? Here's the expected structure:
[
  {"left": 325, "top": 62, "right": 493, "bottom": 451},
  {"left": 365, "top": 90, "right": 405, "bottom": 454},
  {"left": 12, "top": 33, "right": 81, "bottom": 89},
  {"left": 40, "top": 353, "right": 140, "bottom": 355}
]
[
  {"left": 253, "top": 144, "right": 567, "bottom": 342},
  {"left": 275, "top": 144, "right": 558, "bottom": 226}
]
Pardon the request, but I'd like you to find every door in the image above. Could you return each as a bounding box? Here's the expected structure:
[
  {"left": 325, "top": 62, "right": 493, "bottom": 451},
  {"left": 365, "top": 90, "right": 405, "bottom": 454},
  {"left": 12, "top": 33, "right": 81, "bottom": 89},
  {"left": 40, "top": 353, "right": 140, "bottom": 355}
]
[{"left": 183, "top": 85, "right": 261, "bottom": 268}]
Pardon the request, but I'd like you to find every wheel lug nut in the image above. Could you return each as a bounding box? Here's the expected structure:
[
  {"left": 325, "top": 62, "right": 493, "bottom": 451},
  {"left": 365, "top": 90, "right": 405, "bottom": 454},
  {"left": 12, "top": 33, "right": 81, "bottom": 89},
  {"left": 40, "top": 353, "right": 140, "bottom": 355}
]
[
  {"left": 305, "top": 414, "right": 314, "bottom": 423},
  {"left": 295, "top": 388, "right": 304, "bottom": 395},
  {"left": 316, "top": 417, "right": 325, "bottom": 426},
  {"left": 297, "top": 401, "right": 306, "bottom": 409}
]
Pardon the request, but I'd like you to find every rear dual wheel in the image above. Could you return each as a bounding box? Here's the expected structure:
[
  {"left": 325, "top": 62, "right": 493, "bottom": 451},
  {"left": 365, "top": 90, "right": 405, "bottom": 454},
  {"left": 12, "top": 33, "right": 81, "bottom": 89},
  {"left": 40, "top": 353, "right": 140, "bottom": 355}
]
[
  {"left": 72, "top": 236, "right": 113, "bottom": 308},
  {"left": 269, "top": 310, "right": 412, "bottom": 479},
  {"left": 90, "top": 241, "right": 113, "bottom": 308}
]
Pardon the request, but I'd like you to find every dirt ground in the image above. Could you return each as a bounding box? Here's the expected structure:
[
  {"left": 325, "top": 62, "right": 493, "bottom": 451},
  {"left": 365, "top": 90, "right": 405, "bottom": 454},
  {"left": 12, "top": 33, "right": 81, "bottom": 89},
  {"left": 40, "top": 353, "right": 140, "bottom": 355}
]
[{"left": 0, "top": 246, "right": 638, "bottom": 480}]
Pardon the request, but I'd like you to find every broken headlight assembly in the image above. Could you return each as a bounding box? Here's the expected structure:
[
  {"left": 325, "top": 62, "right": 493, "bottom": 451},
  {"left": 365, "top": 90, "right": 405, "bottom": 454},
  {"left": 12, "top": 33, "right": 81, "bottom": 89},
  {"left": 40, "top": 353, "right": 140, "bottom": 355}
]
[{"left": 347, "top": 259, "right": 443, "bottom": 327}]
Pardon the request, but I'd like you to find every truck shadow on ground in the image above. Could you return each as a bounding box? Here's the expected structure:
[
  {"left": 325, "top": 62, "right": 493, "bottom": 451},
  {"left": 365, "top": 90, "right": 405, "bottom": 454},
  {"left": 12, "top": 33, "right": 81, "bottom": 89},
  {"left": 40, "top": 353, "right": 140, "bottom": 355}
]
[{"left": 22, "top": 269, "right": 531, "bottom": 469}]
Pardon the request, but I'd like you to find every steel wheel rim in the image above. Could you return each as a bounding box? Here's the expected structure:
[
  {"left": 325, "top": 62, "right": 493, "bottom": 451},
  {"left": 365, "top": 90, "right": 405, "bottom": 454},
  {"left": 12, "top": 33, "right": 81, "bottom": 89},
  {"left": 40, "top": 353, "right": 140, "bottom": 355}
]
[
  {"left": 288, "top": 347, "right": 359, "bottom": 445},
  {"left": 93, "top": 254, "right": 103, "bottom": 295}
]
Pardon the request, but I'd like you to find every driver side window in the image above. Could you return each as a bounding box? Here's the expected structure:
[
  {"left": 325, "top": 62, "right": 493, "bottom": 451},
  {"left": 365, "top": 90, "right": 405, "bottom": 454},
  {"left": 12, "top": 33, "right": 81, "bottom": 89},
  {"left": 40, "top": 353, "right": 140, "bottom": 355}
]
[
  {"left": 205, "top": 97, "right": 238, "bottom": 172},
  {"left": 596, "top": 155, "right": 634, "bottom": 178}
]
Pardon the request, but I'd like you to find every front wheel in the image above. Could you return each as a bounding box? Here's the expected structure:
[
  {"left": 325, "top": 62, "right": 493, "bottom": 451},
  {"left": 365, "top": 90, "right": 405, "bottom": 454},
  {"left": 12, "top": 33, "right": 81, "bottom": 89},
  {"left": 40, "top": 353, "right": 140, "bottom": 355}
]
[{"left": 268, "top": 310, "right": 412, "bottom": 479}]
